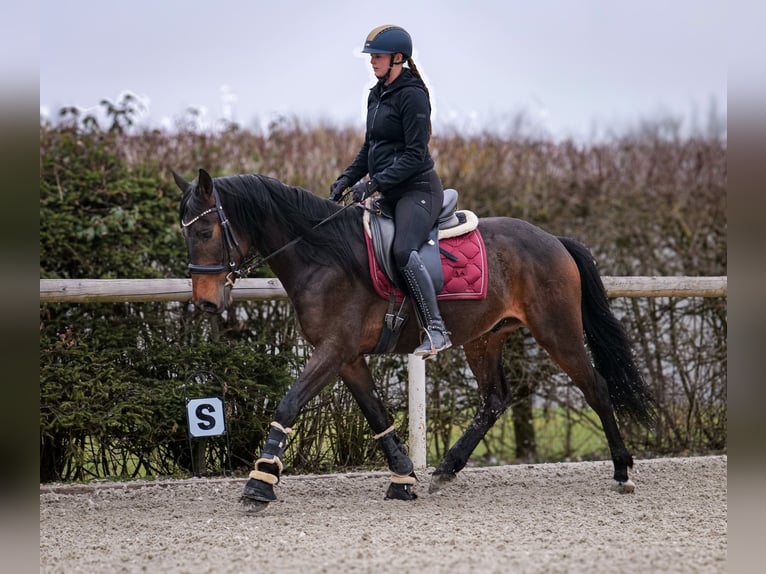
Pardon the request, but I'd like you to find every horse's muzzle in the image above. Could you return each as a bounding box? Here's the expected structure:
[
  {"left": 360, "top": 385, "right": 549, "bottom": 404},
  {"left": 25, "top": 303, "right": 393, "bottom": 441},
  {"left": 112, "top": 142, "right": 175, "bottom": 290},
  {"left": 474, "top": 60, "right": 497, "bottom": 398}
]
[
  {"left": 191, "top": 276, "right": 233, "bottom": 314},
  {"left": 196, "top": 298, "right": 223, "bottom": 314}
]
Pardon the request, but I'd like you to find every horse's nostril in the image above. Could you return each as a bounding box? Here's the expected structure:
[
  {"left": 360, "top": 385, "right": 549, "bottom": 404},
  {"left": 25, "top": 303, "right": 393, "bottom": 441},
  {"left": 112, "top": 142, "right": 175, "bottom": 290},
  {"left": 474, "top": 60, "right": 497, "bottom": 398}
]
[{"left": 197, "top": 300, "right": 221, "bottom": 314}]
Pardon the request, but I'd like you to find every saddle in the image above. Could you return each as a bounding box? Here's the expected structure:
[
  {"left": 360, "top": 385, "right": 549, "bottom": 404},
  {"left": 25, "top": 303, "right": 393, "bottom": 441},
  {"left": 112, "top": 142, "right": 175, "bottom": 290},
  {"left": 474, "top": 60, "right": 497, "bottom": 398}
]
[
  {"left": 363, "top": 188, "right": 486, "bottom": 300},
  {"left": 362, "top": 189, "right": 487, "bottom": 353}
]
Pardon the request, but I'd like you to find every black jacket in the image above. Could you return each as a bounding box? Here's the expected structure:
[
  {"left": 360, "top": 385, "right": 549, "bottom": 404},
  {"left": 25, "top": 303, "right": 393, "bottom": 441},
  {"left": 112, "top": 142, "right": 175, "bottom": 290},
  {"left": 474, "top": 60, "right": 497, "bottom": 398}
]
[{"left": 341, "top": 69, "right": 434, "bottom": 198}]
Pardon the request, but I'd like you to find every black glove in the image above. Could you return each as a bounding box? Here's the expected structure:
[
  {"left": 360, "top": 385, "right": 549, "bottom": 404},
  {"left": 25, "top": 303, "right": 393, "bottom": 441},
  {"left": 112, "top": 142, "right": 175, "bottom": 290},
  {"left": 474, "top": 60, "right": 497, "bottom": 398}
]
[
  {"left": 329, "top": 176, "right": 351, "bottom": 202},
  {"left": 351, "top": 178, "right": 379, "bottom": 203}
]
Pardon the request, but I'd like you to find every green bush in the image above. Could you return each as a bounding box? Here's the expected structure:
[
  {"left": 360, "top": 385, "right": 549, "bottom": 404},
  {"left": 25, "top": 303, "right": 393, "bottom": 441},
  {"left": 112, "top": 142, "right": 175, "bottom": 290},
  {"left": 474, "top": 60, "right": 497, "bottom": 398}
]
[{"left": 39, "top": 108, "right": 726, "bottom": 482}]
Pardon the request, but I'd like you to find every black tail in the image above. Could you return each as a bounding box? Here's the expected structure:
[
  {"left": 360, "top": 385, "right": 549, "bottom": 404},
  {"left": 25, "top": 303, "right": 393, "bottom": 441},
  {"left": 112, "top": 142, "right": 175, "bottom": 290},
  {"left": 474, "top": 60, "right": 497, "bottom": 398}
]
[{"left": 558, "top": 236, "right": 656, "bottom": 427}]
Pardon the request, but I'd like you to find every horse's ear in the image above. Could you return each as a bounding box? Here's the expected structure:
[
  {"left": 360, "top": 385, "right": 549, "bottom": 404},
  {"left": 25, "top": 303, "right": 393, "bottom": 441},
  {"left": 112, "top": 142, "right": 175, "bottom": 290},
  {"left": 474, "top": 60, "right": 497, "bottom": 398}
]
[
  {"left": 198, "top": 169, "right": 214, "bottom": 197},
  {"left": 172, "top": 170, "right": 189, "bottom": 192}
]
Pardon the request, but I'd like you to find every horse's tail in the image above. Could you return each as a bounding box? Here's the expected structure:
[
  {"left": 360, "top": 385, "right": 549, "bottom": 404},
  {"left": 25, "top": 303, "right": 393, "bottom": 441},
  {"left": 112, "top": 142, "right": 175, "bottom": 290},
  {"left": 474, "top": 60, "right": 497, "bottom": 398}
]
[{"left": 558, "top": 236, "right": 656, "bottom": 427}]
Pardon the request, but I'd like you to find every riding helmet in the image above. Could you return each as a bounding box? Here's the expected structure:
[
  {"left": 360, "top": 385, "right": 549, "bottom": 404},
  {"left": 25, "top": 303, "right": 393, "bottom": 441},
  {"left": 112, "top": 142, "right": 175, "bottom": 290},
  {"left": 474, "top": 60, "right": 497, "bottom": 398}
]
[{"left": 362, "top": 25, "right": 412, "bottom": 59}]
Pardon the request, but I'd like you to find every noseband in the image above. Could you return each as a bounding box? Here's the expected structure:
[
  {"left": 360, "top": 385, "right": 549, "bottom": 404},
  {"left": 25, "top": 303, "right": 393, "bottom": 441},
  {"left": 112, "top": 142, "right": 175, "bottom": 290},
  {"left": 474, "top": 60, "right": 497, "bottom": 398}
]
[{"left": 181, "top": 185, "right": 244, "bottom": 286}]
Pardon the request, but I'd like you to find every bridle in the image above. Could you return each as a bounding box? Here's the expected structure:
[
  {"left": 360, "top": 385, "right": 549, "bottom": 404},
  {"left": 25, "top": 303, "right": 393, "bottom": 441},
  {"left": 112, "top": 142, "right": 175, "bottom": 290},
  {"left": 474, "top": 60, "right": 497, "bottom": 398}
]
[
  {"left": 181, "top": 182, "right": 360, "bottom": 287},
  {"left": 181, "top": 185, "right": 245, "bottom": 286}
]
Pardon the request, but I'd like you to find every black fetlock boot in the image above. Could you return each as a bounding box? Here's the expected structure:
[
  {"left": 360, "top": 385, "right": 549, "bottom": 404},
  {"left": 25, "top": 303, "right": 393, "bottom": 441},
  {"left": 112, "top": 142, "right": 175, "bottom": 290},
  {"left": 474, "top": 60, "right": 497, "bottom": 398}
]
[
  {"left": 376, "top": 428, "right": 418, "bottom": 500},
  {"left": 400, "top": 251, "right": 452, "bottom": 359},
  {"left": 385, "top": 475, "right": 418, "bottom": 500},
  {"left": 240, "top": 422, "right": 291, "bottom": 509}
]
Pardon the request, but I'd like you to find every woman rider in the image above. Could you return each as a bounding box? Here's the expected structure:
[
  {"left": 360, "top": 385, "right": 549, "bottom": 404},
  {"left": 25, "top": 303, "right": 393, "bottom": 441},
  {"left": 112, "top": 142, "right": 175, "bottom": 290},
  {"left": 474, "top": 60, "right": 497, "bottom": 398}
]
[{"left": 329, "top": 24, "right": 451, "bottom": 359}]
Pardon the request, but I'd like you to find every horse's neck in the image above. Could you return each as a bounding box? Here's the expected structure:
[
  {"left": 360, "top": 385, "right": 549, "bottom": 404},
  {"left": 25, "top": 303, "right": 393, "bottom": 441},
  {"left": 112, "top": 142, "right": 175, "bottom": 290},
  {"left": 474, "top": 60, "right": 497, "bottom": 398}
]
[
  {"left": 249, "top": 221, "right": 313, "bottom": 295},
  {"left": 239, "top": 179, "right": 361, "bottom": 295},
  {"left": 242, "top": 185, "right": 301, "bottom": 258}
]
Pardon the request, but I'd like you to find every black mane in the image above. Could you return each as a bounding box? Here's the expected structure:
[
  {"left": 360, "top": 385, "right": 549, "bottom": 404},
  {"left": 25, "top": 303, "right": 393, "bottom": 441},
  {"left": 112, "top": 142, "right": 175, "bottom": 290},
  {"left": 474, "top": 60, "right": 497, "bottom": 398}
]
[{"left": 183, "top": 173, "right": 366, "bottom": 278}]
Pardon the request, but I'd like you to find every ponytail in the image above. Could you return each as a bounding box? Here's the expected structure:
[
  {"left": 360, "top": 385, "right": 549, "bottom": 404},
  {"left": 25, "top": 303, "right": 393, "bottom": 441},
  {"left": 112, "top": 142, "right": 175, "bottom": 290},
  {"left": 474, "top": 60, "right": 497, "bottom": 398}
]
[
  {"left": 407, "top": 58, "right": 428, "bottom": 96},
  {"left": 407, "top": 57, "right": 432, "bottom": 136}
]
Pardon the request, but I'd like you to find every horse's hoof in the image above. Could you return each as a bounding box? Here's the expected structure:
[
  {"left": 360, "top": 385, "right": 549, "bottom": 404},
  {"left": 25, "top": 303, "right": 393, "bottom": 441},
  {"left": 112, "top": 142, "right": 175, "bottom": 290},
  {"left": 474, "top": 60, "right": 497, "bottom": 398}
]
[
  {"left": 242, "top": 477, "right": 277, "bottom": 502},
  {"left": 238, "top": 496, "right": 270, "bottom": 514},
  {"left": 428, "top": 471, "right": 456, "bottom": 494},
  {"left": 385, "top": 482, "right": 417, "bottom": 500},
  {"left": 613, "top": 479, "right": 636, "bottom": 493}
]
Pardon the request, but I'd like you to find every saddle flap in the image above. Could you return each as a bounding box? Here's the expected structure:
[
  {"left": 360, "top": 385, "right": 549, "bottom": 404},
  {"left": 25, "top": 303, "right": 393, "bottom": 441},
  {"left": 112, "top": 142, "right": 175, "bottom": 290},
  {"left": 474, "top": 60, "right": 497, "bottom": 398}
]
[{"left": 366, "top": 227, "right": 488, "bottom": 303}]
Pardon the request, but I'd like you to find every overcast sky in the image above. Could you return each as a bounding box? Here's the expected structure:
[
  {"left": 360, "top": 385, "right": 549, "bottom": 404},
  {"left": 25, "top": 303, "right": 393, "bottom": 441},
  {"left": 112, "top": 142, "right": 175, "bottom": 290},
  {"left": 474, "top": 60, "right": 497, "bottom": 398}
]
[{"left": 39, "top": 0, "right": 727, "bottom": 140}]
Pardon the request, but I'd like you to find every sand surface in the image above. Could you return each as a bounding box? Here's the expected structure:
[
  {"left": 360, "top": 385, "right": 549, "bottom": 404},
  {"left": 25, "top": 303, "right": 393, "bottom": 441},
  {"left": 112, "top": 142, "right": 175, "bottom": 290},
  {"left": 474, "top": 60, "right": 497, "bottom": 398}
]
[{"left": 40, "top": 455, "right": 726, "bottom": 573}]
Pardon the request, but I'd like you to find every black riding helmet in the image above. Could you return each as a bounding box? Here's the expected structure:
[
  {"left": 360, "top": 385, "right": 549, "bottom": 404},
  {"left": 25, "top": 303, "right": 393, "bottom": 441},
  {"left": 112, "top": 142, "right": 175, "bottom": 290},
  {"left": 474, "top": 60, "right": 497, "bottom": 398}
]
[{"left": 362, "top": 25, "right": 412, "bottom": 59}]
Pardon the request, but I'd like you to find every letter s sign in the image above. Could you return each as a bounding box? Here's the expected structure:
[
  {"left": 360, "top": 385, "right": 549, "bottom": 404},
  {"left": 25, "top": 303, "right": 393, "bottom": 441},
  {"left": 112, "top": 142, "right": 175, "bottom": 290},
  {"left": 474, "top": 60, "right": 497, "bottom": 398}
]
[{"left": 186, "top": 397, "right": 226, "bottom": 437}]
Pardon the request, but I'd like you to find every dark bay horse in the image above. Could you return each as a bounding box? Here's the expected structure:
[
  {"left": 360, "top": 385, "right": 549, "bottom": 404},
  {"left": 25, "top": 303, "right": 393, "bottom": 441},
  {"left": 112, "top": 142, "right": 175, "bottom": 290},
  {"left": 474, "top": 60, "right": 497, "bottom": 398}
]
[{"left": 174, "top": 168, "right": 655, "bottom": 512}]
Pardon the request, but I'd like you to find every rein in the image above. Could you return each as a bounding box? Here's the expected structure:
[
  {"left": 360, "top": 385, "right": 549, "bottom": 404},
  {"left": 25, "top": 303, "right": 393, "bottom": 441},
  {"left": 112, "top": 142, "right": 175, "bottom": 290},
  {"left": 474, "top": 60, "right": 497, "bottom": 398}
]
[{"left": 182, "top": 185, "right": 359, "bottom": 285}]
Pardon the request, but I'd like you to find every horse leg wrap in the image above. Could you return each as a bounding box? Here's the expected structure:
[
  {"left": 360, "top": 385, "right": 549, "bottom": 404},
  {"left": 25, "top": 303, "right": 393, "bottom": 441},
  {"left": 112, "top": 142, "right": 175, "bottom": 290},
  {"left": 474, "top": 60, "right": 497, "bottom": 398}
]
[
  {"left": 377, "top": 430, "right": 414, "bottom": 476},
  {"left": 385, "top": 473, "right": 418, "bottom": 501},
  {"left": 242, "top": 422, "right": 291, "bottom": 503},
  {"left": 254, "top": 421, "right": 291, "bottom": 481},
  {"left": 390, "top": 473, "right": 417, "bottom": 485},
  {"left": 249, "top": 456, "right": 283, "bottom": 485}
]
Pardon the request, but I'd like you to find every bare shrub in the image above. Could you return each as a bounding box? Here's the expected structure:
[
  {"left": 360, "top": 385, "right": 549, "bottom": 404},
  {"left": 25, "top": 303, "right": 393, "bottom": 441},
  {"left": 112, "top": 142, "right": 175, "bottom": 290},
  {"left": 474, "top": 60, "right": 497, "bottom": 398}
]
[{"left": 40, "top": 113, "right": 726, "bottom": 479}]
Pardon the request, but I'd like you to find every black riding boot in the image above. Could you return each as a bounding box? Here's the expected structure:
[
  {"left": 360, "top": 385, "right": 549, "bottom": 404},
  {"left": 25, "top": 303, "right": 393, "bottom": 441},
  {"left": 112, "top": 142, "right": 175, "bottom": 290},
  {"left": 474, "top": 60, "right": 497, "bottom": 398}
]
[{"left": 400, "top": 251, "right": 452, "bottom": 358}]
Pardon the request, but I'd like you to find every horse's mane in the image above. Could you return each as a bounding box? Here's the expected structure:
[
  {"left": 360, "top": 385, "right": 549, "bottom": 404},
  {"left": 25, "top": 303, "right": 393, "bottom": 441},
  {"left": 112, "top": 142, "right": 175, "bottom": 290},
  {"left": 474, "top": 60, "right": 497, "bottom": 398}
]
[{"left": 187, "top": 174, "right": 366, "bottom": 278}]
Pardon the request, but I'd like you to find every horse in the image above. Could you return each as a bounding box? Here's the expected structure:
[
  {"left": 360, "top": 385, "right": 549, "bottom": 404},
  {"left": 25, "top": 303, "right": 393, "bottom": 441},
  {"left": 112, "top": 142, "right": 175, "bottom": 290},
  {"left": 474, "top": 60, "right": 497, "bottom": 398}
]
[{"left": 174, "top": 168, "right": 655, "bottom": 512}]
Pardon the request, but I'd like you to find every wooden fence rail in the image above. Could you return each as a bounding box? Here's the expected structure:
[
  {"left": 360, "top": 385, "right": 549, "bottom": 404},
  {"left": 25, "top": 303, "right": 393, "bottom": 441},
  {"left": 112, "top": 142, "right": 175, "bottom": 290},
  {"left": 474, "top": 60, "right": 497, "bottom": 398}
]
[
  {"left": 38, "top": 275, "right": 727, "bottom": 470},
  {"left": 40, "top": 276, "right": 728, "bottom": 303}
]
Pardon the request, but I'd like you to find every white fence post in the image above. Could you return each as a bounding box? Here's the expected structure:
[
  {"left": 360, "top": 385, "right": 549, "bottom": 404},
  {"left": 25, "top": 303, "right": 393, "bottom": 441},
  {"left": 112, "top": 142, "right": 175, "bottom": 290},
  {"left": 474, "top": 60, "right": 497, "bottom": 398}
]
[{"left": 407, "top": 353, "right": 427, "bottom": 470}]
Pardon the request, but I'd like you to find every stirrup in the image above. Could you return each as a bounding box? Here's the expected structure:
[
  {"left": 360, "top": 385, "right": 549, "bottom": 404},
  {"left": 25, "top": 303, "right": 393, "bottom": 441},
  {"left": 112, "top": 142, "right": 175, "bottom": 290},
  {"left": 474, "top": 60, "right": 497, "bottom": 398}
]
[{"left": 413, "top": 328, "right": 452, "bottom": 358}]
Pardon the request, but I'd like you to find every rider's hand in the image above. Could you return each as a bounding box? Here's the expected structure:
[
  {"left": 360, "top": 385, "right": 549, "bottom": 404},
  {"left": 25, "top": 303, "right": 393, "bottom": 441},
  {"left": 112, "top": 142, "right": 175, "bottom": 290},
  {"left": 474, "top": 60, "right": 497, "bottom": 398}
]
[
  {"left": 329, "top": 176, "right": 351, "bottom": 203},
  {"left": 351, "top": 178, "right": 379, "bottom": 203}
]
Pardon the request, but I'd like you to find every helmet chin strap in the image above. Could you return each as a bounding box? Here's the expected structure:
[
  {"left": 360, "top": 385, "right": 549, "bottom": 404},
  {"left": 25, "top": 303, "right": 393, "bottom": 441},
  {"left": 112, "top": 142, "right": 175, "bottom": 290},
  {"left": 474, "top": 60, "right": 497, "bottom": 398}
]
[{"left": 380, "top": 54, "right": 404, "bottom": 83}]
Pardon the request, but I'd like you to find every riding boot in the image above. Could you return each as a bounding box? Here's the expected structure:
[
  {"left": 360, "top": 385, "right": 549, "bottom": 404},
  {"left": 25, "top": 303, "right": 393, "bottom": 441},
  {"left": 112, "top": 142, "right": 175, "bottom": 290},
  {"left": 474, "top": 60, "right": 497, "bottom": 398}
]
[{"left": 399, "top": 251, "right": 452, "bottom": 358}]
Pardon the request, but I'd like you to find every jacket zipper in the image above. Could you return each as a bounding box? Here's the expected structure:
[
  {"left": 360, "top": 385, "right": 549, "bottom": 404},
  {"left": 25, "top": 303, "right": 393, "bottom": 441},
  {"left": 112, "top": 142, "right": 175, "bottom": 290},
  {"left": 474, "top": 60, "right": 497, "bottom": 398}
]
[{"left": 369, "top": 94, "right": 383, "bottom": 169}]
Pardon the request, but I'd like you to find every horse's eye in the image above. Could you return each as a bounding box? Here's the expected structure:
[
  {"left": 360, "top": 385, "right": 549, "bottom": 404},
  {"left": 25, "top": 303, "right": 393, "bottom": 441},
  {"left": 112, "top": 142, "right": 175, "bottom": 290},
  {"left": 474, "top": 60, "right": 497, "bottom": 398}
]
[{"left": 196, "top": 228, "right": 213, "bottom": 240}]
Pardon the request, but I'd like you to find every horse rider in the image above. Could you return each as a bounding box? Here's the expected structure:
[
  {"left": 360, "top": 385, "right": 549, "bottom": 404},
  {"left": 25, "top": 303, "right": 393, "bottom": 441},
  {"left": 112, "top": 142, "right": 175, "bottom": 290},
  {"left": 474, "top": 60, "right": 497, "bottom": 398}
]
[{"left": 329, "top": 24, "right": 452, "bottom": 358}]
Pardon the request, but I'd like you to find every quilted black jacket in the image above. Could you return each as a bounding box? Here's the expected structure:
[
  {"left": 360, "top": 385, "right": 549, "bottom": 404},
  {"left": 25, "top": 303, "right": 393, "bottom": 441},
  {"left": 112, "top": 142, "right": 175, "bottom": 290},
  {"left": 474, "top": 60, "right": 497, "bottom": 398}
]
[{"left": 341, "top": 68, "right": 434, "bottom": 198}]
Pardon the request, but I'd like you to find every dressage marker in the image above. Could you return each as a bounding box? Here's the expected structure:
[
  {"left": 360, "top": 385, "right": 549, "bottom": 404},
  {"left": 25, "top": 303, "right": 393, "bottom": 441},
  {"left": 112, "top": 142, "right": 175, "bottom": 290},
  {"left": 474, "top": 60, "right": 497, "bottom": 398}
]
[{"left": 183, "top": 371, "right": 232, "bottom": 477}]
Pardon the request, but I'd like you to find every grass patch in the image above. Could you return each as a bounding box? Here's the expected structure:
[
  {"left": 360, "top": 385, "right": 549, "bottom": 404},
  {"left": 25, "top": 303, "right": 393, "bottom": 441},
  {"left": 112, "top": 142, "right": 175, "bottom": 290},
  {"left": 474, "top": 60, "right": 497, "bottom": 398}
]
[{"left": 427, "top": 407, "right": 610, "bottom": 467}]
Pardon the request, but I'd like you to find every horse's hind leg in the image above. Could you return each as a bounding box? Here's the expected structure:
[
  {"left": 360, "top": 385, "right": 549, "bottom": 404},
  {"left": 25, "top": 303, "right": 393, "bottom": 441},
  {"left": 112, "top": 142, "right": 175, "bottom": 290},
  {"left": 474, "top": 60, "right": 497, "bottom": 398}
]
[
  {"left": 430, "top": 330, "right": 514, "bottom": 493},
  {"left": 340, "top": 357, "right": 417, "bottom": 500},
  {"left": 525, "top": 304, "right": 636, "bottom": 492}
]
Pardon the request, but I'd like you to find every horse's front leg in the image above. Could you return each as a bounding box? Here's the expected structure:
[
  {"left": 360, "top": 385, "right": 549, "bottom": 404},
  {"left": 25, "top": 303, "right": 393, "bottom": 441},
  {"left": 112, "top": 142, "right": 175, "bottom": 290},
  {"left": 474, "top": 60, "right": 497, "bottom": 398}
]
[
  {"left": 240, "top": 347, "right": 344, "bottom": 512},
  {"left": 340, "top": 357, "right": 417, "bottom": 501}
]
